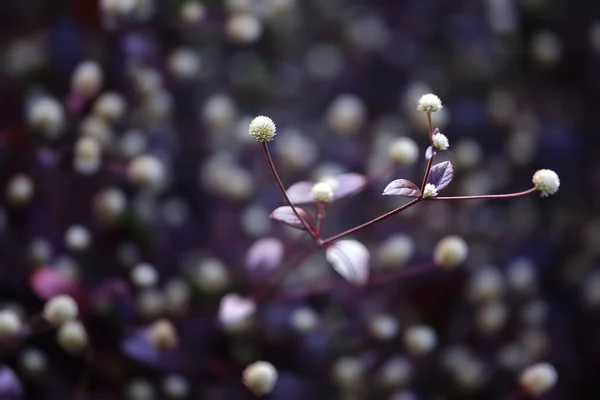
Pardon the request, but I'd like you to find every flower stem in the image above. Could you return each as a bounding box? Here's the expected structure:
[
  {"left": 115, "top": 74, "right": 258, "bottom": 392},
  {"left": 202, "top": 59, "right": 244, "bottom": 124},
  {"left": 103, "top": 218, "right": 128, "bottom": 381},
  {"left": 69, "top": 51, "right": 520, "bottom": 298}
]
[
  {"left": 420, "top": 112, "right": 435, "bottom": 193},
  {"left": 433, "top": 187, "right": 537, "bottom": 201},
  {"left": 262, "top": 142, "right": 318, "bottom": 241},
  {"left": 321, "top": 198, "right": 421, "bottom": 245},
  {"left": 316, "top": 202, "right": 326, "bottom": 237}
]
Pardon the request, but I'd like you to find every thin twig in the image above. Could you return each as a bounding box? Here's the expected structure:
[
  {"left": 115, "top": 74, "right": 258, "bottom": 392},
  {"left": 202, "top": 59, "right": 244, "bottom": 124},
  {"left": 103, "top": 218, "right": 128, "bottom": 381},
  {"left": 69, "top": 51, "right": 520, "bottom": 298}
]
[
  {"left": 420, "top": 112, "right": 435, "bottom": 193},
  {"left": 434, "top": 187, "right": 537, "bottom": 201}
]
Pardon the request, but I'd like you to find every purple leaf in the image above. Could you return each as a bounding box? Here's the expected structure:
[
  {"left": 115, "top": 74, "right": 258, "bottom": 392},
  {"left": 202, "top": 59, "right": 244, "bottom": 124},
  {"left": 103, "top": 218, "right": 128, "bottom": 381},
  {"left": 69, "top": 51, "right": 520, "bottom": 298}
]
[
  {"left": 30, "top": 267, "right": 79, "bottom": 300},
  {"left": 270, "top": 206, "right": 315, "bottom": 231},
  {"left": 122, "top": 328, "right": 181, "bottom": 369},
  {"left": 286, "top": 181, "right": 315, "bottom": 204},
  {"left": 382, "top": 179, "right": 422, "bottom": 198},
  {"left": 425, "top": 146, "right": 437, "bottom": 160},
  {"left": 0, "top": 367, "right": 22, "bottom": 398},
  {"left": 427, "top": 161, "right": 454, "bottom": 191},
  {"left": 325, "top": 240, "right": 370, "bottom": 286},
  {"left": 331, "top": 173, "right": 367, "bottom": 200},
  {"left": 245, "top": 238, "right": 284, "bottom": 272}
]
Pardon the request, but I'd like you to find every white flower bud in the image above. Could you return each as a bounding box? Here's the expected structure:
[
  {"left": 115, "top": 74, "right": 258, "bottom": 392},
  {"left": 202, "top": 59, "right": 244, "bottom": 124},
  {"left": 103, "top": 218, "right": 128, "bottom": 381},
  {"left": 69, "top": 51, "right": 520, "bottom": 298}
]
[
  {"left": 101, "top": 0, "right": 136, "bottom": 16},
  {"left": 404, "top": 325, "right": 437, "bottom": 355},
  {"left": 388, "top": 138, "right": 419, "bottom": 165},
  {"left": 469, "top": 266, "right": 505, "bottom": 303},
  {"left": 79, "top": 116, "right": 112, "bottom": 148},
  {"left": 532, "top": 169, "right": 559, "bottom": 197},
  {"left": 94, "top": 187, "right": 126, "bottom": 223},
  {"left": 137, "top": 289, "right": 165, "bottom": 319},
  {"left": 377, "top": 356, "right": 411, "bottom": 388},
  {"left": 119, "top": 130, "right": 147, "bottom": 159},
  {"left": 27, "top": 97, "right": 65, "bottom": 139},
  {"left": 311, "top": 182, "right": 334, "bottom": 203},
  {"left": 506, "top": 259, "right": 536, "bottom": 293},
  {"left": 332, "top": 357, "right": 364, "bottom": 389},
  {"left": 65, "top": 225, "right": 91, "bottom": 252},
  {"left": 71, "top": 61, "right": 103, "bottom": 97},
  {"left": 0, "top": 310, "right": 21, "bottom": 340},
  {"left": 327, "top": 94, "right": 366, "bottom": 136},
  {"left": 164, "top": 279, "right": 190, "bottom": 315},
  {"left": 433, "top": 235, "right": 468, "bottom": 269},
  {"left": 289, "top": 307, "right": 318, "bottom": 333},
  {"left": 43, "top": 295, "right": 78, "bottom": 326},
  {"left": 422, "top": 183, "right": 438, "bottom": 199},
  {"left": 131, "top": 263, "right": 159, "bottom": 288},
  {"left": 226, "top": 0, "right": 253, "bottom": 14},
  {"left": 248, "top": 115, "right": 277, "bottom": 143},
  {"left": 126, "top": 378, "right": 155, "bottom": 400},
  {"left": 226, "top": 14, "right": 263, "bottom": 44},
  {"left": 6, "top": 174, "right": 34, "bottom": 206},
  {"left": 202, "top": 94, "right": 237, "bottom": 130},
  {"left": 168, "top": 48, "right": 201, "bottom": 80},
  {"left": 416, "top": 93, "right": 443, "bottom": 113},
  {"left": 242, "top": 361, "right": 278, "bottom": 396},
  {"left": 432, "top": 132, "right": 449, "bottom": 151},
  {"left": 93, "top": 92, "right": 126, "bottom": 123},
  {"left": 128, "top": 155, "right": 166, "bottom": 189},
  {"left": 57, "top": 320, "right": 88, "bottom": 354},
  {"left": 368, "top": 314, "right": 399, "bottom": 341},
  {"left": 147, "top": 319, "right": 178, "bottom": 350},
  {"left": 519, "top": 362, "right": 558, "bottom": 397},
  {"left": 218, "top": 294, "right": 256, "bottom": 332},
  {"left": 180, "top": 2, "right": 205, "bottom": 24},
  {"left": 75, "top": 136, "right": 101, "bottom": 161},
  {"left": 377, "top": 234, "right": 414, "bottom": 269},
  {"left": 20, "top": 348, "right": 47, "bottom": 378},
  {"left": 191, "top": 258, "right": 230, "bottom": 294},
  {"left": 162, "top": 374, "right": 189, "bottom": 399},
  {"left": 476, "top": 302, "right": 507, "bottom": 334}
]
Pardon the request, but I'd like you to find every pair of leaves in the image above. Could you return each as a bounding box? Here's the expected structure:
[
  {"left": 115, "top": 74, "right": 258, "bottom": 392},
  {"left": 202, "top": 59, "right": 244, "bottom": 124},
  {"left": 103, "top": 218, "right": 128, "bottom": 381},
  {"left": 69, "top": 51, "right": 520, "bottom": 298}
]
[{"left": 382, "top": 161, "right": 454, "bottom": 198}]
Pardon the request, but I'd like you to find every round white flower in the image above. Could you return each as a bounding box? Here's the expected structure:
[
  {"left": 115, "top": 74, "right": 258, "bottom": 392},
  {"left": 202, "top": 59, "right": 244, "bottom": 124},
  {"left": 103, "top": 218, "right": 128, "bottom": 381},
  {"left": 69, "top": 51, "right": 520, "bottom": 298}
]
[
  {"left": 311, "top": 182, "right": 334, "bottom": 203},
  {"left": 432, "top": 132, "right": 449, "bottom": 151},
  {"left": 226, "top": 14, "right": 263, "bottom": 44},
  {"left": 422, "top": 183, "right": 438, "bottom": 199},
  {"left": 71, "top": 61, "right": 103, "bottom": 97},
  {"left": 0, "top": 310, "right": 21, "bottom": 340},
  {"left": 248, "top": 116, "right": 276, "bottom": 142},
  {"left": 65, "top": 225, "right": 91, "bottom": 252},
  {"left": 6, "top": 174, "right": 34, "bottom": 206},
  {"left": 180, "top": 2, "right": 205, "bottom": 24},
  {"left": 43, "top": 295, "right": 78, "bottom": 326},
  {"left": 532, "top": 169, "right": 559, "bottom": 197},
  {"left": 128, "top": 155, "right": 166, "bottom": 189},
  {"left": 289, "top": 307, "right": 318, "bottom": 333},
  {"left": 27, "top": 96, "right": 65, "bottom": 139},
  {"left": 433, "top": 235, "right": 468, "bottom": 269},
  {"left": 147, "top": 319, "right": 178, "bottom": 350},
  {"left": 57, "top": 320, "right": 88, "bottom": 354},
  {"left": 242, "top": 361, "right": 278, "bottom": 396},
  {"left": 162, "top": 374, "right": 189, "bottom": 399},
  {"left": 520, "top": 362, "right": 558, "bottom": 397},
  {"left": 93, "top": 92, "right": 126, "bottom": 123},
  {"left": 404, "top": 325, "right": 437, "bottom": 355},
  {"left": 417, "top": 93, "right": 443, "bottom": 113},
  {"left": 20, "top": 348, "right": 47, "bottom": 377},
  {"left": 131, "top": 263, "right": 159, "bottom": 288},
  {"left": 388, "top": 138, "right": 419, "bottom": 165}
]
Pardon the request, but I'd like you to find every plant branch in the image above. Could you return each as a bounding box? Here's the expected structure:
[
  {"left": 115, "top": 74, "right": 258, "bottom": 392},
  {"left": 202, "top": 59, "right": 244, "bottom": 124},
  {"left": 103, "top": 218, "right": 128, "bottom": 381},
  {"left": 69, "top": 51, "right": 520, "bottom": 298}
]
[
  {"left": 420, "top": 112, "right": 435, "bottom": 192},
  {"left": 321, "top": 198, "right": 421, "bottom": 245},
  {"left": 316, "top": 202, "right": 326, "bottom": 237},
  {"left": 261, "top": 142, "right": 318, "bottom": 241},
  {"left": 433, "top": 187, "right": 537, "bottom": 201}
]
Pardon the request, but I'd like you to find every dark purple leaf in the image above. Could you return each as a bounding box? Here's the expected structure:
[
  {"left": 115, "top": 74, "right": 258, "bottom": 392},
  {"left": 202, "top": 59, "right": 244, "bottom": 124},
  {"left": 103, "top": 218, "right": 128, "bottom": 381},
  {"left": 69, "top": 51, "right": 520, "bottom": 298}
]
[
  {"left": 245, "top": 238, "right": 284, "bottom": 272},
  {"left": 427, "top": 161, "right": 454, "bottom": 191},
  {"left": 122, "top": 328, "right": 181, "bottom": 370},
  {"left": 331, "top": 173, "right": 367, "bottom": 200},
  {"left": 382, "top": 179, "right": 422, "bottom": 198},
  {"left": 325, "top": 240, "right": 370, "bottom": 286},
  {"left": 30, "top": 267, "right": 79, "bottom": 300},
  {"left": 270, "top": 206, "right": 315, "bottom": 231},
  {"left": 0, "top": 367, "right": 22, "bottom": 398},
  {"left": 425, "top": 146, "right": 437, "bottom": 160},
  {"left": 285, "top": 181, "right": 315, "bottom": 204}
]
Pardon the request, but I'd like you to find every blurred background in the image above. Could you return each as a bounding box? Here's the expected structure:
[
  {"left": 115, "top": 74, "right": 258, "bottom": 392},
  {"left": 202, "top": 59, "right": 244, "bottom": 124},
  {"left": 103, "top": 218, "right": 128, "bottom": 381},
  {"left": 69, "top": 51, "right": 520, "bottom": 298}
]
[{"left": 0, "top": 0, "right": 597, "bottom": 399}]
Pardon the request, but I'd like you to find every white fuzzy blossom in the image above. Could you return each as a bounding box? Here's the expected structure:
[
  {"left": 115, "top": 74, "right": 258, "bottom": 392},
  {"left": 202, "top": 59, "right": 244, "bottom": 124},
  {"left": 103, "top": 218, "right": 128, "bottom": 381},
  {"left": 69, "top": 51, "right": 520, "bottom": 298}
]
[
  {"left": 131, "top": 263, "right": 159, "bottom": 288},
  {"left": 311, "top": 182, "right": 334, "bottom": 203},
  {"left": 417, "top": 93, "right": 443, "bottom": 113},
  {"left": 242, "top": 361, "right": 278, "bottom": 396},
  {"left": 520, "top": 362, "right": 558, "bottom": 397},
  {"left": 147, "top": 319, "right": 178, "bottom": 350},
  {"left": 65, "top": 225, "right": 91, "bottom": 252},
  {"left": 432, "top": 132, "right": 449, "bottom": 151},
  {"left": 128, "top": 155, "right": 166, "bottom": 189},
  {"left": 43, "top": 295, "right": 78, "bottom": 326},
  {"left": 0, "top": 310, "right": 22, "bottom": 340},
  {"left": 422, "top": 183, "right": 438, "bottom": 199},
  {"left": 226, "top": 14, "right": 263, "bottom": 44},
  {"left": 71, "top": 61, "right": 103, "bottom": 97},
  {"left": 433, "top": 235, "right": 469, "bottom": 269},
  {"left": 404, "top": 325, "right": 437, "bottom": 355},
  {"left": 57, "top": 320, "right": 88, "bottom": 354},
  {"left": 532, "top": 169, "right": 559, "bottom": 197},
  {"left": 6, "top": 174, "right": 34, "bottom": 206},
  {"left": 388, "top": 138, "right": 419, "bottom": 165},
  {"left": 248, "top": 116, "right": 277, "bottom": 142}
]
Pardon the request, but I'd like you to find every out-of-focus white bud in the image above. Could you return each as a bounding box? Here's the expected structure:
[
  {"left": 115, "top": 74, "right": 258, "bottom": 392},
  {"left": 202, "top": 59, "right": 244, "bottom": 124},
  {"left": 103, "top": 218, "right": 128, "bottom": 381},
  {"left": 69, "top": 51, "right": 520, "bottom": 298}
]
[
  {"left": 532, "top": 169, "right": 560, "bottom": 197},
  {"left": 497, "top": 343, "right": 528, "bottom": 372},
  {"left": 71, "top": 61, "right": 103, "bottom": 97},
  {"left": 20, "top": 348, "right": 47, "bottom": 378},
  {"left": 454, "top": 139, "right": 482, "bottom": 170},
  {"left": 126, "top": 378, "right": 155, "bottom": 400},
  {"left": 521, "top": 300, "right": 548, "bottom": 326},
  {"left": 304, "top": 42, "right": 343, "bottom": 80},
  {"left": 404, "top": 325, "right": 437, "bottom": 355},
  {"left": 241, "top": 204, "right": 271, "bottom": 238},
  {"left": 531, "top": 31, "right": 561, "bottom": 66},
  {"left": 101, "top": 0, "right": 137, "bottom": 16},
  {"left": 180, "top": 2, "right": 205, "bottom": 24},
  {"left": 75, "top": 136, "right": 101, "bottom": 162},
  {"left": 311, "top": 182, "right": 334, "bottom": 203},
  {"left": 248, "top": 116, "right": 277, "bottom": 142},
  {"left": 226, "top": 14, "right": 263, "bottom": 44},
  {"left": 79, "top": 116, "right": 112, "bottom": 148},
  {"left": 128, "top": 155, "right": 166, "bottom": 189},
  {"left": 191, "top": 258, "right": 230, "bottom": 295},
  {"left": 275, "top": 129, "right": 318, "bottom": 170},
  {"left": 433, "top": 235, "right": 468, "bottom": 269},
  {"left": 377, "top": 356, "right": 412, "bottom": 388},
  {"left": 368, "top": 314, "right": 399, "bottom": 341},
  {"left": 65, "top": 225, "right": 91, "bottom": 252},
  {"left": 43, "top": 295, "right": 78, "bottom": 326},
  {"left": 327, "top": 94, "right": 366, "bottom": 136},
  {"left": 242, "top": 361, "right": 278, "bottom": 396},
  {"left": 202, "top": 94, "right": 237, "bottom": 130},
  {"left": 6, "top": 174, "right": 34, "bottom": 206},
  {"left": 27, "top": 96, "right": 65, "bottom": 139},
  {"left": 416, "top": 93, "right": 443, "bottom": 113},
  {"left": 520, "top": 362, "right": 558, "bottom": 397},
  {"left": 218, "top": 294, "right": 256, "bottom": 332},
  {"left": 332, "top": 356, "right": 365, "bottom": 390},
  {"left": 388, "top": 137, "right": 419, "bottom": 165},
  {"left": 137, "top": 289, "right": 165, "bottom": 319},
  {"left": 377, "top": 234, "right": 414, "bottom": 269},
  {"left": 469, "top": 266, "right": 505, "bottom": 303},
  {"left": 164, "top": 279, "right": 190, "bottom": 315},
  {"left": 168, "top": 48, "right": 201, "bottom": 80},
  {"left": 147, "top": 319, "right": 178, "bottom": 350},
  {"left": 476, "top": 302, "right": 508, "bottom": 334},
  {"left": 119, "top": 130, "right": 147, "bottom": 159},
  {"left": 0, "top": 310, "right": 22, "bottom": 340},
  {"left": 93, "top": 92, "right": 126, "bottom": 123},
  {"left": 94, "top": 187, "right": 126, "bottom": 223},
  {"left": 162, "top": 374, "right": 189, "bottom": 399},
  {"left": 28, "top": 238, "right": 52, "bottom": 265},
  {"left": 289, "top": 307, "right": 318, "bottom": 333},
  {"left": 422, "top": 183, "right": 438, "bottom": 199},
  {"left": 226, "top": 0, "right": 253, "bottom": 14},
  {"left": 57, "top": 320, "right": 88, "bottom": 354},
  {"left": 131, "top": 263, "right": 159, "bottom": 288}
]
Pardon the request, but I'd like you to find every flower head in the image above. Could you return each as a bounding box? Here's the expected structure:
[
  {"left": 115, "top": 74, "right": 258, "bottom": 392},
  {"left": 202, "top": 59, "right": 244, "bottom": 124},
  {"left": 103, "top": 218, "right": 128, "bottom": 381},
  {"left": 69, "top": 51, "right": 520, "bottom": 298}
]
[
  {"left": 242, "top": 361, "right": 278, "bottom": 396},
  {"left": 432, "top": 130, "right": 449, "bottom": 151},
  {"left": 433, "top": 235, "right": 468, "bottom": 269},
  {"left": 532, "top": 169, "right": 559, "bottom": 197},
  {"left": 422, "top": 183, "right": 438, "bottom": 199},
  {"left": 43, "top": 295, "right": 78, "bottom": 327},
  {"left": 389, "top": 138, "right": 419, "bottom": 165},
  {"left": 417, "top": 93, "right": 443, "bottom": 112},
  {"left": 520, "top": 362, "right": 558, "bottom": 396},
  {"left": 311, "top": 182, "right": 334, "bottom": 203},
  {"left": 248, "top": 116, "right": 277, "bottom": 142}
]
